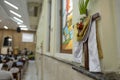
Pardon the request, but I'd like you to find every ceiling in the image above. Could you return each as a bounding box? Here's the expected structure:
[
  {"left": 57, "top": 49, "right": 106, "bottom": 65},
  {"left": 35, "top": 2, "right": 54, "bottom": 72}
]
[{"left": 0, "top": 0, "right": 42, "bottom": 31}]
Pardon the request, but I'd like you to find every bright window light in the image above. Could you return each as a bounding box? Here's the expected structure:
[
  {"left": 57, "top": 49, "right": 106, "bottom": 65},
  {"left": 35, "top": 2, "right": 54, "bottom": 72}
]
[
  {"left": 4, "top": 0, "right": 19, "bottom": 10},
  {"left": 22, "top": 33, "right": 34, "bottom": 42},
  {"left": 8, "top": 38, "right": 12, "bottom": 41},
  {"left": 19, "top": 25, "right": 27, "bottom": 28},
  {"left": 13, "top": 17, "right": 23, "bottom": 23},
  {"left": 10, "top": 10, "right": 21, "bottom": 18},
  {"left": 4, "top": 26, "right": 8, "bottom": 29},
  {"left": 21, "top": 28, "right": 28, "bottom": 30}
]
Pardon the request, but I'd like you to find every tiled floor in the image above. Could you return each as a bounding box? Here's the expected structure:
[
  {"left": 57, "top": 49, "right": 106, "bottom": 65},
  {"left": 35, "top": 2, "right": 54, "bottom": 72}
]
[{"left": 23, "top": 60, "right": 38, "bottom": 80}]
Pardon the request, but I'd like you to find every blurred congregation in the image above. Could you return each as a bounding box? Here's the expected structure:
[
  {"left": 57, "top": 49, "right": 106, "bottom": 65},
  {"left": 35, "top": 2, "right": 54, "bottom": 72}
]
[{"left": 0, "top": 48, "right": 35, "bottom": 80}]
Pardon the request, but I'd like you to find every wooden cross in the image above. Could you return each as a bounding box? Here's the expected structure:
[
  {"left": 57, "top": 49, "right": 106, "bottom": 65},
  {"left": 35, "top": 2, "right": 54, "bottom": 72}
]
[{"left": 84, "top": 13, "right": 101, "bottom": 70}]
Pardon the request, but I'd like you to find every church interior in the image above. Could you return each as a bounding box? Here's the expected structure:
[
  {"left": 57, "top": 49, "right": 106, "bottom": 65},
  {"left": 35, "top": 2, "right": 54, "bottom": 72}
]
[{"left": 0, "top": 0, "right": 120, "bottom": 80}]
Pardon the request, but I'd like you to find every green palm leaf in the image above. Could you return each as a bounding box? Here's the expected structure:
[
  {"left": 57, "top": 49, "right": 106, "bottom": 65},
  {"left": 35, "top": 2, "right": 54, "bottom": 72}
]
[
  {"left": 85, "top": 0, "right": 89, "bottom": 9},
  {"left": 78, "top": 0, "right": 89, "bottom": 15}
]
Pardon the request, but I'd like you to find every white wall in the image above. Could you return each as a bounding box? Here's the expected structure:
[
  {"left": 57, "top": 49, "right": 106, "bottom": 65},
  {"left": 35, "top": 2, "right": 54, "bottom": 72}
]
[
  {"left": 113, "top": 0, "right": 120, "bottom": 62},
  {"left": 36, "top": 0, "right": 47, "bottom": 53}
]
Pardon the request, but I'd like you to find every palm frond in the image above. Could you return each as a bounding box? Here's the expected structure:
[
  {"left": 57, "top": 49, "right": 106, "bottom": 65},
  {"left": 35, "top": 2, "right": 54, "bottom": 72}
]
[
  {"left": 78, "top": 0, "right": 90, "bottom": 15},
  {"left": 85, "top": 0, "right": 89, "bottom": 9}
]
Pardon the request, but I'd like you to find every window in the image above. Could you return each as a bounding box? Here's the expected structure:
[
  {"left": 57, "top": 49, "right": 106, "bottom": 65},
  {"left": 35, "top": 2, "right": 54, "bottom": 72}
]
[
  {"left": 34, "top": 6, "right": 38, "bottom": 17},
  {"left": 3, "top": 36, "right": 12, "bottom": 46},
  {"left": 46, "top": 0, "right": 52, "bottom": 52},
  {"left": 22, "top": 33, "right": 34, "bottom": 42},
  {"left": 28, "top": 2, "right": 40, "bottom": 17},
  {"left": 60, "top": 0, "right": 73, "bottom": 53}
]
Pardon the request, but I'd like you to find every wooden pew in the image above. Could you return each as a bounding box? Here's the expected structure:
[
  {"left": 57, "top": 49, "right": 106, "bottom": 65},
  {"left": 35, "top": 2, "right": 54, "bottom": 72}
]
[
  {"left": 12, "top": 72, "right": 20, "bottom": 80},
  {"left": 17, "top": 60, "right": 28, "bottom": 80}
]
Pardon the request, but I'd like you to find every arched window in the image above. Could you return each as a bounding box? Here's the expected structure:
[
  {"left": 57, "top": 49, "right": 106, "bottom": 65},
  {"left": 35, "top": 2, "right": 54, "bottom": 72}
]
[
  {"left": 47, "top": 0, "right": 52, "bottom": 52},
  {"left": 3, "top": 36, "right": 12, "bottom": 46}
]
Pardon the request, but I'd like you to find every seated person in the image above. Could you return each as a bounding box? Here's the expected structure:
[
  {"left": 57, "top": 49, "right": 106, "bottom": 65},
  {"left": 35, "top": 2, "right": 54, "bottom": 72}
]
[
  {"left": 0, "top": 54, "right": 5, "bottom": 60},
  {"left": 6, "top": 59, "right": 13, "bottom": 69},
  {"left": 17, "top": 55, "right": 22, "bottom": 61},
  {"left": 21, "top": 48, "right": 26, "bottom": 55},
  {"left": 28, "top": 51, "right": 35, "bottom": 60},
  {"left": 0, "top": 63, "right": 13, "bottom": 80},
  {"left": 0, "top": 54, "right": 1, "bottom": 60},
  {"left": 2, "top": 55, "right": 10, "bottom": 63},
  {"left": 16, "top": 59, "right": 23, "bottom": 66},
  {"left": 10, "top": 62, "right": 19, "bottom": 73},
  {"left": 12, "top": 55, "right": 18, "bottom": 62},
  {"left": 0, "top": 63, "right": 3, "bottom": 70},
  {"left": 0, "top": 59, "right": 2, "bottom": 63}
]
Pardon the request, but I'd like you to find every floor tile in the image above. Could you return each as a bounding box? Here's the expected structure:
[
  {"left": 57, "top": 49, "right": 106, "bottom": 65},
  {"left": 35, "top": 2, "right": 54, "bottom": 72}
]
[{"left": 23, "top": 60, "right": 38, "bottom": 80}]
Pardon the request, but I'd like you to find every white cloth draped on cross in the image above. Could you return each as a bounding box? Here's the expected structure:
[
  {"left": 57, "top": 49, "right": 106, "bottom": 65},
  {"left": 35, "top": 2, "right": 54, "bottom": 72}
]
[{"left": 73, "top": 16, "right": 101, "bottom": 72}]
